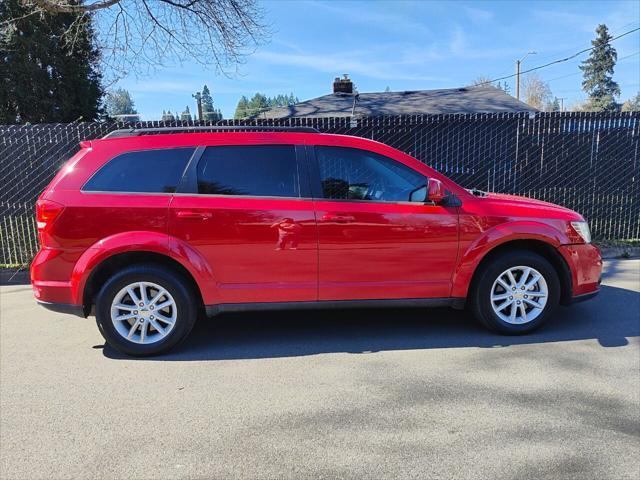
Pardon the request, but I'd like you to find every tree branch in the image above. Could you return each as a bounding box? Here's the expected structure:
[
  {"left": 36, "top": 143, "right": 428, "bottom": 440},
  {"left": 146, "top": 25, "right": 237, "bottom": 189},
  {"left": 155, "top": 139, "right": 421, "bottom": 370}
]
[{"left": 29, "top": 0, "right": 122, "bottom": 13}]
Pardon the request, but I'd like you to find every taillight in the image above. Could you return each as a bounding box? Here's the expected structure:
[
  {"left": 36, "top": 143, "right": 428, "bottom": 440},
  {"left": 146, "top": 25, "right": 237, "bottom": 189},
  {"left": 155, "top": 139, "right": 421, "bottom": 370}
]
[{"left": 36, "top": 199, "right": 64, "bottom": 231}]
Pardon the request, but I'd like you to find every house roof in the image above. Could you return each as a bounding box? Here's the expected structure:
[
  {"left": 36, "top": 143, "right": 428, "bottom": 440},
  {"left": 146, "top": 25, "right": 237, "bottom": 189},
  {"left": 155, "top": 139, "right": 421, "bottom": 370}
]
[{"left": 258, "top": 85, "right": 536, "bottom": 118}]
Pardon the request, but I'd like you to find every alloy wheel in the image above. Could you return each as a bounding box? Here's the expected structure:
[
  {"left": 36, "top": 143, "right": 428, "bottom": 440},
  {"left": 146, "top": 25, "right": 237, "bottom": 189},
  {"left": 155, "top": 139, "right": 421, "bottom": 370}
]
[
  {"left": 110, "top": 281, "right": 177, "bottom": 344},
  {"left": 490, "top": 266, "right": 548, "bottom": 325}
]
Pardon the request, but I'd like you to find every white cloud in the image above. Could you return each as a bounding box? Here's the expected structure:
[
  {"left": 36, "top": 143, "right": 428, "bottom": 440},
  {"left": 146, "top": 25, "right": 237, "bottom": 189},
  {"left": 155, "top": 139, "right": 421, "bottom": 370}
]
[{"left": 254, "top": 49, "right": 447, "bottom": 82}]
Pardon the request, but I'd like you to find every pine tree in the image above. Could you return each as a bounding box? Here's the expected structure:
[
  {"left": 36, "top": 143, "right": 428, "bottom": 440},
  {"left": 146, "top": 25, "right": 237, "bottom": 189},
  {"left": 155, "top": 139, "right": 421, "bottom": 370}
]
[
  {"left": 249, "top": 93, "right": 269, "bottom": 114},
  {"left": 201, "top": 85, "right": 220, "bottom": 121},
  {"left": 234, "top": 92, "right": 299, "bottom": 118},
  {"left": 0, "top": 0, "right": 103, "bottom": 123},
  {"left": 579, "top": 24, "right": 620, "bottom": 112},
  {"left": 234, "top": 96, "right": 250, "bottom": 119},
  {"left": 545, "top": 97, "right": 561, "bottom": 112},
  {"left": 180, "top": 106, "right": 192, "bottom": 122}
]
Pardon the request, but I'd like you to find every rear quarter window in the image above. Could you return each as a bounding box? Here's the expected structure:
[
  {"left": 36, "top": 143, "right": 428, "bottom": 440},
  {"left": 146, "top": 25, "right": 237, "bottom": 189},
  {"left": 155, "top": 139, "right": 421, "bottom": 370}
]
[{"left": 83, "top": 147, "right": 194, "bottom": 193}]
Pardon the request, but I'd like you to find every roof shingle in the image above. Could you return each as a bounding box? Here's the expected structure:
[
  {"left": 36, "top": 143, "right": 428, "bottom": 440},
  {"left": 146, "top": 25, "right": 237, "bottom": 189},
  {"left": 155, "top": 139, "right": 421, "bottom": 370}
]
[{"left": 258, "top": 85, "right": 536, "bottom": 118}]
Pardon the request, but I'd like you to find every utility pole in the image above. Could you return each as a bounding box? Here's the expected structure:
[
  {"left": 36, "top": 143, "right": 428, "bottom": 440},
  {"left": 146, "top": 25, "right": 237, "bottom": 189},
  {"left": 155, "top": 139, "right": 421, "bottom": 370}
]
[
  {"left": 515, "top": 51, "right": 537, "bottom": 101},
  {"left": 516, "top": 60, "right": 521, "bottom": 101},
  {"left": 192, "top": 91, "right": 203, "bottom": 121},
  {"left": 558, "top": 97, "right": 565, "bottom": 112}
]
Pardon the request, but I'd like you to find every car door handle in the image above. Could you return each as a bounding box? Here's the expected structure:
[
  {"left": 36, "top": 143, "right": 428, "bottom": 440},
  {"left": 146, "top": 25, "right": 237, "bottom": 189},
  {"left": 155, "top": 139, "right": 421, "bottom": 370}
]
[
  {"left": 176, "top": 210, "right": 212, "bottom": 220},
  {"left": 322, "top": 213, "right": 355, "bottom": 223}
]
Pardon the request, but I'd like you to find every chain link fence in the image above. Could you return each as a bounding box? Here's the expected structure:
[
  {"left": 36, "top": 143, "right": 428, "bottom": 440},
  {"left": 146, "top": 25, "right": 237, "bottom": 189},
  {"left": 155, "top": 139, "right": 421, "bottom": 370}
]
[{"left": 1, "top": 112, "right": 638, "bottom": 266}]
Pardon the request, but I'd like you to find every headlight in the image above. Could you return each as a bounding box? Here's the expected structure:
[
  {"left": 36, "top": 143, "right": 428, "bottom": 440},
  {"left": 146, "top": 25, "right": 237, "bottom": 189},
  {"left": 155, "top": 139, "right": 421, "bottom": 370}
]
[{"left": 570, "top": 221, "right": 591, "bottom": 243}]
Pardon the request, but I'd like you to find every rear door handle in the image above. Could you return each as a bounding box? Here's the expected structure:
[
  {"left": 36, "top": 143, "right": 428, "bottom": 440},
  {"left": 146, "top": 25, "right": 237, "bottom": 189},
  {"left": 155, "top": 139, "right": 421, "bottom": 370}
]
[
  {"left": 322, "top": 213, "right": 355, "bottom": 223},
  {"left": 176, "top": 210, "right": 212, "bottom": 220}
]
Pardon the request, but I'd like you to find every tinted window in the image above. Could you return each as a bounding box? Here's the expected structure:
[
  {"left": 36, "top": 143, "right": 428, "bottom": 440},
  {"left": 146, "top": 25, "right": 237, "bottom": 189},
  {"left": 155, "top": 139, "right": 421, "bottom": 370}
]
[
  {"left": 197, "top": 145, "right": 299, "bottom": 197},
  {"left": 83, "top": 148, "right": 194, "bottom": 193},
  {"left": 316, "top": 146, "right": 426, "bottom": 202}
]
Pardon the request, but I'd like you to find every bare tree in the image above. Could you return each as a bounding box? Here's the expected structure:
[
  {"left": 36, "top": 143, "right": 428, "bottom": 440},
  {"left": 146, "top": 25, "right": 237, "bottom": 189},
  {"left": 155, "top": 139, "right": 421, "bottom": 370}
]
[
  {"left": 20, "top": 0, "right": 267, "bottom": 81},
  {"left": 470, "top": 76, "right": 494, "bottom": 87},
  {"left": 522, "top": 73, "right": 552, "bottom": 110}
]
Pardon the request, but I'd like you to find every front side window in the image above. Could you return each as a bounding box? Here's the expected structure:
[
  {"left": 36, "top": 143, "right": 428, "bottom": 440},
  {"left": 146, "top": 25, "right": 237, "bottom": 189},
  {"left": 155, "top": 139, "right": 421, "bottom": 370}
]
[
  {"left": 83, "top": 148, "right": 194, "bottom": 193},
  {"left": 316, "top": 146, "right": 426, "bottom": 202},
  {"left": 197, "top": 145, "right": 300, "bottom": 198}
]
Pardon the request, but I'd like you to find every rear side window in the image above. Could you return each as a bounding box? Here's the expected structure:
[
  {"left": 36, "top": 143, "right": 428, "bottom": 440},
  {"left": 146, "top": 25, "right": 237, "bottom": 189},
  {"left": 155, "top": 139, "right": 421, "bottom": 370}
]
[
  {"left": 83, "top": 148, "right": 194, "bottom": 193},
  {"left": 197, "top": 145, "right": 299, "bottom": 198}
]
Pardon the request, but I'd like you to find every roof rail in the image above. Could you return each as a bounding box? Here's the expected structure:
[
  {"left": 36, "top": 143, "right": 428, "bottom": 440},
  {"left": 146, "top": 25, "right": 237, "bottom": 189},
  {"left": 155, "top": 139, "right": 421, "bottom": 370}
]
[{"left": 102, "top": 125, "right": 320, "bottom": 139}]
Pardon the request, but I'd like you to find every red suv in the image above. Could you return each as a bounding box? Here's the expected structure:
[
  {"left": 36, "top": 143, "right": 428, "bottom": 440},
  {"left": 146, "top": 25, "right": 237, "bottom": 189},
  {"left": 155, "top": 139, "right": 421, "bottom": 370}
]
[{"left": 31, "top": 127, "right": 602, "bottom": 356}]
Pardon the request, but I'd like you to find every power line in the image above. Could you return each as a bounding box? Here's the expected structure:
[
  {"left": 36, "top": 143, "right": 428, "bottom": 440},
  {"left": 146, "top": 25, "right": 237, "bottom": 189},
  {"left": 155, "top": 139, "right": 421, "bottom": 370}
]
[
  {"left": 474, "top": 27, "right": 640, "bottom": 87},
  {"left": 544, "top": 51, "right": 640, "bottom": 83}
]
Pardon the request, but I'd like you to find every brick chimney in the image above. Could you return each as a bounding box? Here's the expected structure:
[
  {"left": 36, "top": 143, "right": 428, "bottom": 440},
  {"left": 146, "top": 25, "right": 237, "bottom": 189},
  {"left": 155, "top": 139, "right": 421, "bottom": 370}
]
[{"left": 333, "top": 74, "right": 353, "bottom": 94}]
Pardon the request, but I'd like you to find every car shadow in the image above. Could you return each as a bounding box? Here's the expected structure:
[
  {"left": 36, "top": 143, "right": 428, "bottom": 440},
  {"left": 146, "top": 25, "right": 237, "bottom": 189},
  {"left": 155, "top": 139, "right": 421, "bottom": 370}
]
[{"left": 101, "top": 284, "right": 639, "bottom": 361}]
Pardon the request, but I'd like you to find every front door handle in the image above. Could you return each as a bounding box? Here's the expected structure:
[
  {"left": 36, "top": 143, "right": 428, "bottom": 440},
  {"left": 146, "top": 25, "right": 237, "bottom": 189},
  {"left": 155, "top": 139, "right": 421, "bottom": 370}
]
[
  {"left": 176, "top": 210, "right": 212, "bottom": 220},
  {"left": 322, "top": 213, "right": 355, "bottom": 223}
]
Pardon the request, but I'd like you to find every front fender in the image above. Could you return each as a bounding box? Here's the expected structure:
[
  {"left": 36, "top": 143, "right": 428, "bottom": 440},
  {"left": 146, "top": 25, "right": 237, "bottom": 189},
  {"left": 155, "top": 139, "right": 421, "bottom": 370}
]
[
  {"left": 451, "top": 221, "right": 568, "bottom": 298},
  {"left": 70, "top": 231, "right": 217, "bottom": 305}
]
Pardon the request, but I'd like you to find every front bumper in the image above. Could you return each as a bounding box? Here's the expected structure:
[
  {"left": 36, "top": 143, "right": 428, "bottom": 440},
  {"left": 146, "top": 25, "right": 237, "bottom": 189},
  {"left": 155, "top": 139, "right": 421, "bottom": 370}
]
[
  {"left": 567, "top": 289, "right": 600, "bottom": 304},
  {"left": 558, "top": 243, "right": 603, "bottom": 300}
]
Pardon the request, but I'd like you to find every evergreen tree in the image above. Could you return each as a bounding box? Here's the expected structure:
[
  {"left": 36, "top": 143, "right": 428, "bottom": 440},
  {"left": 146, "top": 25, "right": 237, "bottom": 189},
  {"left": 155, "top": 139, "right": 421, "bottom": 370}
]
[
  {"left": 579, "top": 24, "right": 620, "bottom": 112},
  {"left": 0, "top": 0, "right": 103, "bottom": 123},
  {"left": 384, "top": 86, "right": 391, "bottom": 92},
  {"left": 105, "top": 88, "right": 137, "bottom": 117},
  {"left": 545, "top": 97, "right": 561, "bottom": 112},
  {"left": 234, "top": 96, "right": 250, "bottom": 119},
  {"left": 249, "top": 93, "right": 269, "bottom": 116},
  {"left": 201, "top": 85, "right": 221, "bottom": 121},
  {"left": 180, "top": 106, "right": 192, "bottom": 121},
  {"left": 234, "top": 92, "right": 299, "bottom": 118},
  {"left": 163, "top": 110, "right": 175, "bottom": 121}
]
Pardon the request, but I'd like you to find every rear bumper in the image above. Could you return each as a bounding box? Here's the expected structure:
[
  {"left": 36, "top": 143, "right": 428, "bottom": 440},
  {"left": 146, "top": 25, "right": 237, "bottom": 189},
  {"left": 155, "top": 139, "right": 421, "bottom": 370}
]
[
  {"left": 36, "top": 300, "right": 85, "bottom": 317},
  {"left": 558, "top": 243, "right": 603, "bottom": 300},
  {"left": 31, "top": 246, "right": 85, "bottom": 307}
]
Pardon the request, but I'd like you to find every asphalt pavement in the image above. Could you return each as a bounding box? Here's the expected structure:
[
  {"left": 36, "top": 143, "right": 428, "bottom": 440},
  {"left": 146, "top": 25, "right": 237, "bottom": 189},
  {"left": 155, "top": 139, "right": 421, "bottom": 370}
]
[{"left": 1, "top": 260, "right": 638, "bottom": 479}]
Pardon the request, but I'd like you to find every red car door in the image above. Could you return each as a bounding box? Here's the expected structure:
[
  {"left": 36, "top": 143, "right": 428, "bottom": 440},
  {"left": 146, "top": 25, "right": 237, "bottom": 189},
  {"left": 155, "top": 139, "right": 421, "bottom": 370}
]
[
  {"left": 169, "top": 144, "right": 318, "bottom": 305},
  {"left": 310, "top": 146, "right": 459, "bottom": 301}
]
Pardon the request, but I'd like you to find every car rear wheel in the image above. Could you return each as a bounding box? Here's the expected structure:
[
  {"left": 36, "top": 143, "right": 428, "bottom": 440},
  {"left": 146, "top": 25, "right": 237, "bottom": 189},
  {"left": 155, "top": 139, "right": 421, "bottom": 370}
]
[
  {"left": 95, "top": 264, "right": 197, "bottom": 356},
  {"left": 470, "top": 250, "right": 560, "bottom": 334}
]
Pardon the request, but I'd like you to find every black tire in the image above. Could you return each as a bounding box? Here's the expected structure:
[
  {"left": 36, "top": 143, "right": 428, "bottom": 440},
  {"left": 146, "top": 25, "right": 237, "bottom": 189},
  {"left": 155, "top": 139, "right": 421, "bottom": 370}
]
[
  {"left": 95, "top": 263, "right": 197, "bottom": 356},
  {"left": 469, "top": 250, "right": 560, "bottom": 335}
]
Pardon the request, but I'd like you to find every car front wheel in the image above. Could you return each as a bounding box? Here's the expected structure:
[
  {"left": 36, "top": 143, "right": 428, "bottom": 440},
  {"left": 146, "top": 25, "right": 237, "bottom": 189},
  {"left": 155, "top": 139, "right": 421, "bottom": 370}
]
[
  {"left": 95, "top": 264, "right": 197, "bottom": 356},
  {"left": 470, "top": 250, "right": 560, "bottom": 334}
]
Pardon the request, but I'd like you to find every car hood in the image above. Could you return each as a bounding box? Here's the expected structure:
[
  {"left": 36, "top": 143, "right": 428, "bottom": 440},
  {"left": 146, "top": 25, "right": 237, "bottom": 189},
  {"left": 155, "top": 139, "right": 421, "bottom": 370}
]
[{"left": 483, "top": 192, "right": 583, "bottom": 219}]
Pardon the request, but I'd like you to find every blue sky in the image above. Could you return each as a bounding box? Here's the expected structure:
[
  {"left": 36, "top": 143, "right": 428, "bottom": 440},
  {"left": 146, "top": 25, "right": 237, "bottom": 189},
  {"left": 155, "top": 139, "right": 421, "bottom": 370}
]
[{"left": 112, "top": 0, "right": 640, "bottom": 120}]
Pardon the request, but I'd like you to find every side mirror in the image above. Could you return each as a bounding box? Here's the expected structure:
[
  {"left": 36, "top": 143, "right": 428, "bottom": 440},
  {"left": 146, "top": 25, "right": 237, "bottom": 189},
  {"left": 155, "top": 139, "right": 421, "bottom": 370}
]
[{"left": 427, "top": 178, "right": 446, "bottom": 204}]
